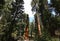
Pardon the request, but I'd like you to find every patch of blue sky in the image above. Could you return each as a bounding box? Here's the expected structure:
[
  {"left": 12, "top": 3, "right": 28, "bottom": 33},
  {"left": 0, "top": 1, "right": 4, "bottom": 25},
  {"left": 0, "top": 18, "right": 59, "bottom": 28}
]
[
  {"left": 48, "top": 0, "right": 51, "bottom": 4},
  {"left": 52, "top": 11, "right": 56, "bottom": 15},
  {"left": 29, "top": 16, "right": 34, "bottom": 22}
]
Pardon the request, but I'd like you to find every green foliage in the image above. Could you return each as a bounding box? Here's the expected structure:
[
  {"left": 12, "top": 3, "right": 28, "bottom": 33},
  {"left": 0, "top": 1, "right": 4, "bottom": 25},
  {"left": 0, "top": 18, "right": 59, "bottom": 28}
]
[
  {"left": 31, "top": 0, "right": 60, "bottom": 41},
  {"left": 0, "top": 0, "right": 25, "bottom": 41},
  {"left": 51, "top": 0, "right": 60, "bottom": 15},
  {"left": 0, "top": 0, "right": 5, "bottom": 9},
  {"left": 34, "top": 28, "right": 51, "bottom": 41},
  {"left": 31, "top": 0, "right": 39, "bottom": 6}
]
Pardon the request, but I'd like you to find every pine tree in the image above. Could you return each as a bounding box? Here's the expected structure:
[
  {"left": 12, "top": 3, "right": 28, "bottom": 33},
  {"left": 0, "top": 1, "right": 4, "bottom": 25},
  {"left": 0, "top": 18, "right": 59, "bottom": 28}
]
[
  {"left": 9, "top": 0, "right": 24, "bottom": 40},
  {"left": 0, "top": 0, "right": 24, "bottom": 41}
]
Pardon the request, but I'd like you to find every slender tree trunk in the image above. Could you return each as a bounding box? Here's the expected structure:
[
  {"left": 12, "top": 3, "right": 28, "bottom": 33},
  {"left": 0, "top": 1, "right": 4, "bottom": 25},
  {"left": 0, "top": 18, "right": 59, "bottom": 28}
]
[
  {"left": 24, "top": 25, "right": 29, "bottom": 41},
  {"left": 31, "top": 28, "right": 32, "bottom": 38},
  {"left": 24, "top": 15, "right": 29, "bottom": 41}
]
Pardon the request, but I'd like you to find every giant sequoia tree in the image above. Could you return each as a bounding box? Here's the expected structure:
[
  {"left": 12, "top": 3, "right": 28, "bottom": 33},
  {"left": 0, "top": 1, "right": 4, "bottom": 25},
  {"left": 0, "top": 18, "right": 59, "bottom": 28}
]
[{"left": 31, "top": 0, "right": 59, "bottom": 41}]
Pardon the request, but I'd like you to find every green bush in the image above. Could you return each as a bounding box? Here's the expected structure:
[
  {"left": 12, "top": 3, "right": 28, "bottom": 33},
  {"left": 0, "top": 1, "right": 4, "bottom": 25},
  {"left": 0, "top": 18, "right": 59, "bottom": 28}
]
[{"left": 34, "top": 29, "right": 52, "bottom": 41}]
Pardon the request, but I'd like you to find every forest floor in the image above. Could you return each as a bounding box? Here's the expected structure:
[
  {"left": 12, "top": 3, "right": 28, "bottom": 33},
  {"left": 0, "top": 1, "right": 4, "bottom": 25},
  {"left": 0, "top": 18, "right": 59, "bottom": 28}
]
[
  {"left": 51, "top": 37, "right": 60, "bottom": 41},
  {"left": 17, "top": 34, "right": 60, "bottom": 41},
  {"left": 17, "top": 37, "right": 60, "bottom": 41}
]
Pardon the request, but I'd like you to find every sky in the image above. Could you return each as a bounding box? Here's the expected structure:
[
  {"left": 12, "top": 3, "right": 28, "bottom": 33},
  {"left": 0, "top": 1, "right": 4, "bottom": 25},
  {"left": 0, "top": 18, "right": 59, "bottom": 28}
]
[
  {"left": 48, "top": 0, "right": 56, "bottom": 15},
  {"left": 48, "top": 0, "right": 51, "bottom": 4},
  {"left": 24, "top": 0, "right": 34, "bottom": 22}
]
